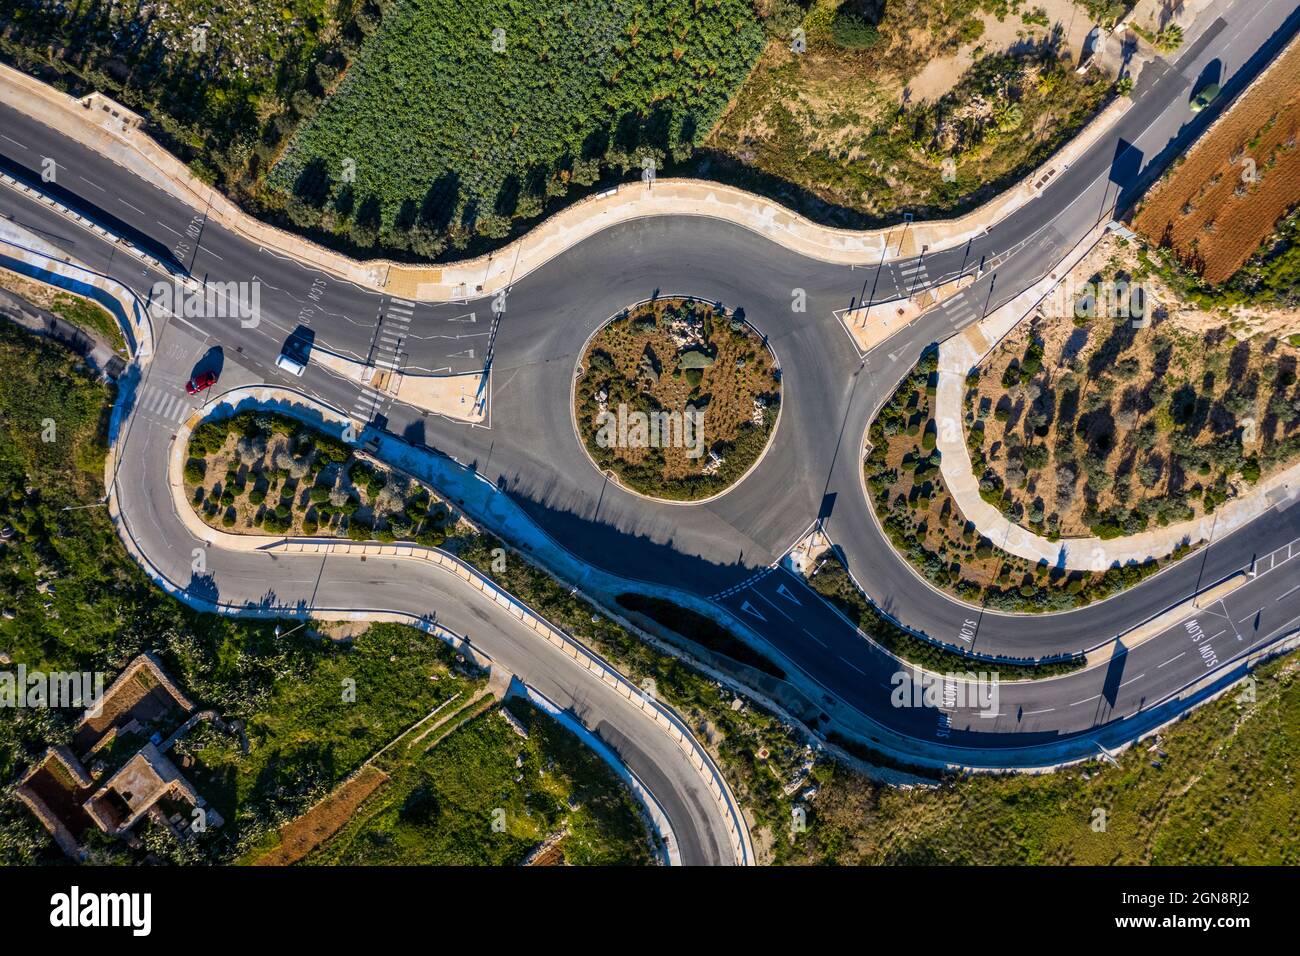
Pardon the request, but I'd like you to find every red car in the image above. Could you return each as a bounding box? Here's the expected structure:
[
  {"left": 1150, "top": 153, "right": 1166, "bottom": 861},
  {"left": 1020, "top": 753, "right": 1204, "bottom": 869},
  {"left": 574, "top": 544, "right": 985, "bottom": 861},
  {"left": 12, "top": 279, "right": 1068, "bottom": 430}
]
[{"left": 186, "top": 369, "right": 217, "bottom": 395}]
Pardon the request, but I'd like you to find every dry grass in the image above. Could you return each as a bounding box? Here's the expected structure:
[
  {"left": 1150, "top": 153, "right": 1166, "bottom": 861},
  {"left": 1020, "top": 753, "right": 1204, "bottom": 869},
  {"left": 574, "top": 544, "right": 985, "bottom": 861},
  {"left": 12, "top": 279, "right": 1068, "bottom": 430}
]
[{"left": 705, "top": 0, "right": 1110, "bottom": 223}]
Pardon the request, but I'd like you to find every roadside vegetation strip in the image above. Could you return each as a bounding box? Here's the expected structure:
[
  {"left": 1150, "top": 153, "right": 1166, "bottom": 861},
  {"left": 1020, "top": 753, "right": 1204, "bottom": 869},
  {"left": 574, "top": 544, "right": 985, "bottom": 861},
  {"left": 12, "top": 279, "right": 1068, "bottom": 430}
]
[
  {"left": 806, "top": 556, "right": 1084, "bottom": 678},
  {"left": 574, "top": 298, "right": 781, "bottom": 502},
  {"left": 0, "top": 267, "right": 128, "bottom": 355},
  {"left": 865, "top": 346, "right": 1188, "bottom": 613}
]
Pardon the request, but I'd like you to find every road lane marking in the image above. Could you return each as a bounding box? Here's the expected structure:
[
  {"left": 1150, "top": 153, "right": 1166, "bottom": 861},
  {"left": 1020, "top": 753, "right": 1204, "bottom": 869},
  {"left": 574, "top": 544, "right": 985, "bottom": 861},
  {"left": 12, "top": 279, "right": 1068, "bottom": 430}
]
[
  {"left": 801, "top": 628, "right": 826, "bottom": 648},
  {"left": 1070, "top": 694, "right": 1100, "bottom": 706},
  {"left": 1117, "top": 673, "right": 1146, "bottom": 689},
  {"left": 1, "top": 134, "right": 28, "bottom": 149},
  {"left": 838, "top": 655, "right": 867, "bottom": 676},
  {"left": 751, "top": 589, "right": 794, "bottom": 622},
  {"left": 118, "top": 197, "right": 144, "bottom": 214},
  {"left": 775, "top": 582, "right": 802, "bottom": 605},
  {"left": 1022, "top": 707, "right": 1055, "bottom": 715},
  {"left": 1158, "top": 651, "right": 1186, "bottom": 668},
  {"left": 1276, "top": 583, "right": 1300, "bottom": 602}
]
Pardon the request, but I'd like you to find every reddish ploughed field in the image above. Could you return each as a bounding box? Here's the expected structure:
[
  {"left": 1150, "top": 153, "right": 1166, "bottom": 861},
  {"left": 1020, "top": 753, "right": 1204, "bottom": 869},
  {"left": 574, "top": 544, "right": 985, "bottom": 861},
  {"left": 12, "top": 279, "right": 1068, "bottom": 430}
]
[{"left": 1135, "top": 35, "right": 1300, "bottom": 284}]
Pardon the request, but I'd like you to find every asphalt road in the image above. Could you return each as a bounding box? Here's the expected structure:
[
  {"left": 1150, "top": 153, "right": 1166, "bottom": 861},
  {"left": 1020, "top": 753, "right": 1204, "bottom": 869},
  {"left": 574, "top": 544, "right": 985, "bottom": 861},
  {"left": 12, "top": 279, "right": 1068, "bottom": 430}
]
[{"left": 2, "top": 0, "right": 1299, "bottom": 777}]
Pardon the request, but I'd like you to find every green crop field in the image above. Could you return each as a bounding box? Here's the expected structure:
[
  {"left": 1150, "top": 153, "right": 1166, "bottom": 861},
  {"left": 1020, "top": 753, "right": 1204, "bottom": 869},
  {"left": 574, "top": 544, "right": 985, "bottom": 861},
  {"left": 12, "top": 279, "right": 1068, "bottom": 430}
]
[{"left": 269, "top": 0, "right": 766, "bottom": 256}]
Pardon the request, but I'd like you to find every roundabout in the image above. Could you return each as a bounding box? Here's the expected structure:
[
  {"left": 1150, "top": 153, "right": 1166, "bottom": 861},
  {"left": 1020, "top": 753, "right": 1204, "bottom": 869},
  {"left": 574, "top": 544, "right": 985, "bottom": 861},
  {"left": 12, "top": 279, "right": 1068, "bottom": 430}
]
[{"left": 1, "top": 0, "right": 1298, "bottom": 807}]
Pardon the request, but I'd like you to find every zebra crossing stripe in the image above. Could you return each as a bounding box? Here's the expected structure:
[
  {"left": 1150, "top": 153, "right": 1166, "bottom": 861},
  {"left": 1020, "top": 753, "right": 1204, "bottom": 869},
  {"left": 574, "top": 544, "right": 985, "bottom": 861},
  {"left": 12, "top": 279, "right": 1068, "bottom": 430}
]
[{"left": 390, "top": 297, "right": 414, "bottom": 307}]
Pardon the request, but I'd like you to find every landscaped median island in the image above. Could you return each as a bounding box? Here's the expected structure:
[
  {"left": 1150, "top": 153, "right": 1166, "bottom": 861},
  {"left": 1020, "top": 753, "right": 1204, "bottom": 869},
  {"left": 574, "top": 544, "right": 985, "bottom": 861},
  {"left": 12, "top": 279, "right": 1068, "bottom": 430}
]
[
  {"left": 573, "top": 297, "right": 781, "bottom": 501},
  {"left": 865, "top": 347, "right": 1192, "bottom": 613},
  {"left": 184, "top": 411, "right": 456, "bottom": 543},
  {"left": 806, "top": 555, "right": 1084, "bottom": 676}
]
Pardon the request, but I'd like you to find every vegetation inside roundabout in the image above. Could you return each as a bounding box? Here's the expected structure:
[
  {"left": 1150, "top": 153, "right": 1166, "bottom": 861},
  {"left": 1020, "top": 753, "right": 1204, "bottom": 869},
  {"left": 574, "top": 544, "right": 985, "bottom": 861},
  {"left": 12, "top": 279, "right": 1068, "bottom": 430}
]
[{"left": 573, "top": 297, "right": 781, "bottom": 502}]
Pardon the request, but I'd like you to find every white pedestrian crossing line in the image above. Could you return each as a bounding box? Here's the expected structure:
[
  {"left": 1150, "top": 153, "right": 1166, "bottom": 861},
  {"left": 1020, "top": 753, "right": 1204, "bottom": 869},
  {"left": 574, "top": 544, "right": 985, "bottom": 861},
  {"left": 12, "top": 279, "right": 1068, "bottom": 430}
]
[{"left": 140, "top": 389, "right": 189, "bottom": 423}]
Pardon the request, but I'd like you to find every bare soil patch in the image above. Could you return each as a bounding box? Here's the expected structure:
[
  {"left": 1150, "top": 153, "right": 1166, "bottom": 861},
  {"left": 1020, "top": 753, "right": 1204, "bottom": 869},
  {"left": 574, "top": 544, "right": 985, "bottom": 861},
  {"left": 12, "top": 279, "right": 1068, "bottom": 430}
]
[
  {"left": 1134, "top": 35, "right": 1300, "bottom": 283},
  {"left": 255, "top": 765, "right": 389, "bottom": 866}
]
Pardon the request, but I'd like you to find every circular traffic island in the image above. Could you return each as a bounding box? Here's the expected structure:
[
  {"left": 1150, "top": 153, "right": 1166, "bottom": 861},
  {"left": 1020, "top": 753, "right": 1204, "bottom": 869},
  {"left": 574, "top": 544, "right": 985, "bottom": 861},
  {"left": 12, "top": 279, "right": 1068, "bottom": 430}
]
[{"left": 574, "top": 297, "right": 781, "bottom": 502}]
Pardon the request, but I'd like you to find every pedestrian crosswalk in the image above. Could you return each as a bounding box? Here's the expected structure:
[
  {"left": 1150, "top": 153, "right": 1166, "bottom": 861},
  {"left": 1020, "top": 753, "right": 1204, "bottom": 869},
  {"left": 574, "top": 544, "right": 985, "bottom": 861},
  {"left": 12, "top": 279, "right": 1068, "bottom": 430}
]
[
  {"left": 352, "top": 296, "right": 416, "bottom": 423},
  {"left": 351, "top": 384, "right": 387, "bottom": 423},
  {"left": 373, "top": 297, "right": 413, "bottom": 373},
  {"left": 897, "top": 256, "right": 931, "bottom": 295},
  {"left": 137, "top": 387, "right": 191, "bottom": 424},
  {"left": 941, "top": 293, "right": 978, "bottom": 329}
]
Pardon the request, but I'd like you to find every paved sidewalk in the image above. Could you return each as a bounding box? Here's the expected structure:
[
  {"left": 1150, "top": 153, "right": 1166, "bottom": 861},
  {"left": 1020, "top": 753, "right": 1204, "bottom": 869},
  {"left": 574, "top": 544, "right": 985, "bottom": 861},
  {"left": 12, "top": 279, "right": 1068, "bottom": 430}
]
[{"left": 934, "top": 224, "right": 1300, "bottom": 571}]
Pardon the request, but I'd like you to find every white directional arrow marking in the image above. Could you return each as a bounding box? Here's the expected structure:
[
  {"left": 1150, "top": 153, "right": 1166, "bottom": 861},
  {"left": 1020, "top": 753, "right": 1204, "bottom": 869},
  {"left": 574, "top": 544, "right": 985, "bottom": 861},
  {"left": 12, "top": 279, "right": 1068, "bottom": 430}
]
[{"left": 775, "top": 583, "right": 802, "bottom": 605}]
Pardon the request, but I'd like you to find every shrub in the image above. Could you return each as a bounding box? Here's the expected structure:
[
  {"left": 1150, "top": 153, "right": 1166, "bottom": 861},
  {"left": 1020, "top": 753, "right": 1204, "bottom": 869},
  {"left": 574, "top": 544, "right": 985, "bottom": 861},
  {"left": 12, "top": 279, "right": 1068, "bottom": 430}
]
[
  {"left": 831, "top": 9, "right": 879, "bottom": 50},
  {"left": 184, "top": 458, "right": 207, "bottom": 484}
]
